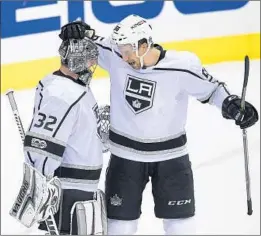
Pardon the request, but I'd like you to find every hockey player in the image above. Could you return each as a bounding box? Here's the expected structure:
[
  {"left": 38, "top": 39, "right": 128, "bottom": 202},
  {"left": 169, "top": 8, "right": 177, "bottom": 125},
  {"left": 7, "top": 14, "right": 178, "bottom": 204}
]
[
  {"left": 59, "top": 15, "right": 259, "bottom": 235},
  {"left": 9, "top": 37, "right": 108, "bottom": 235}
]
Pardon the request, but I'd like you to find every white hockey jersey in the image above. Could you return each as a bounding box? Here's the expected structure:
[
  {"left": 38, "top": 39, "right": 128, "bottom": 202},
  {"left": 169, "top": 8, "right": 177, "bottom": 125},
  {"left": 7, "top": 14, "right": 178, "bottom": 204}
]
[
  {"left": 94, "top": 37, "right": 231, "bottom": 162},
  {"left": 23, "top": 71, "right": 103, "bottom": 192}
]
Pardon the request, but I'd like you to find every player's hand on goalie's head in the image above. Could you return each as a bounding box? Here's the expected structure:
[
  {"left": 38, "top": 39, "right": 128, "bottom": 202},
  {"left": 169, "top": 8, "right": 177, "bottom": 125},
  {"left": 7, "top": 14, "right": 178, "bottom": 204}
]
[
  {"left": 59, "top": 21, "right": 95, "bottom": 40},
  {"left": 222, "top": 95, "right": 259, "bottom": 129}
]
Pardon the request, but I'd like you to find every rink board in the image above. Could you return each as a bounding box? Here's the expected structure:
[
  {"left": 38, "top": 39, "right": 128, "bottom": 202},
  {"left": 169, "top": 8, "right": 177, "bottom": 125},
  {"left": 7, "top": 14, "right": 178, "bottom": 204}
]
[
  {"left": 1, "top": 1, "right": 260, "bottom": 93},
  {"left": 1, "top": 33, "right": 260, "bottom": 93}
]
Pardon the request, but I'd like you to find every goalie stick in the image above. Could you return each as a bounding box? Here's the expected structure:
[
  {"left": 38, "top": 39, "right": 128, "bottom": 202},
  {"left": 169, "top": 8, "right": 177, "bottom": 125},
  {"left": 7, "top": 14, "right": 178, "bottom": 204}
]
[{"left": 6, "top": 89, "right": 60, "bottom": 235}]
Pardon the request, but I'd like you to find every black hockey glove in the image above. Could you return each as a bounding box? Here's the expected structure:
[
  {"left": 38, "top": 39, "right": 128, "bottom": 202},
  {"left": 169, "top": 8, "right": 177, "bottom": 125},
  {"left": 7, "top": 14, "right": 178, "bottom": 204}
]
[
  {"left": 222, "top": 95, "right": 258, "bottom": 129},
  {"left": 59, "top": 21, "right": 95, "bottom": 40}
]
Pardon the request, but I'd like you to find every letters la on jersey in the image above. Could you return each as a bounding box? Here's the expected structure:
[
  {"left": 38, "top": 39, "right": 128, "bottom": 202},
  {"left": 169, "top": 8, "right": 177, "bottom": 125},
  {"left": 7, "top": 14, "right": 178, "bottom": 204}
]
[{"left": 124, "top": 75, "right": 157, "bottom": 114}]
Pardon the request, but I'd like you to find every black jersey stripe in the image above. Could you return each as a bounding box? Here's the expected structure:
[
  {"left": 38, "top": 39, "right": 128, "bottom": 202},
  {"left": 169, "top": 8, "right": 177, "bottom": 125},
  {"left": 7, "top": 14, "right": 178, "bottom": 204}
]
[
  {"left": 24, "top": 134, "right": 66, "bottom": 158},
  {"left": 54, "top": 166, "right": 102, "bottom": 181},
  {"left": 26, "top": 152, "right": 34, "bottom": 165},
  {"left": 154, "top": 67, "right": 231, "bottom": 104},
  {"left": 38, "top": 93, "right": 43, "bottom": 110},
  {"left": 96, "top": 43, "right": 122, "bottom": 58},
  {"left": 222, "top": 83, "right": 231, "bottom": 96},
  {"left": 109, "top": 130, "right": 187, "bottom": 152},
  {"left": 42, "top": 157, "right": 48, "bottom": 176},
  {"left": 52, "top": 91, "right": 86, "bottom": 138},
  {"left": 39, "top": 81, "right": 44, "bottom": 88},
  {"left": 96, "top": 43, "right": 112, "bottom": 52},
  {"left": 27, "top": 81, "right": 45, "bottom": 164},
  {"left": 200, "top": 82, "right": 231, "bottom": 104},
  {"left": 38, "top": 81, "right": 44, "bottom": 110},
  {"left": 153, "top": 67, "right": 205, "bottom": 81}
]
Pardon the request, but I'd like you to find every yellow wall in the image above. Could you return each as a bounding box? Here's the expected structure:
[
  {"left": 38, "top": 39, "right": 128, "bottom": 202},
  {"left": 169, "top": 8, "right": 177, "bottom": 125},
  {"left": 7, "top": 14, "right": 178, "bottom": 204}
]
[{"left": 1, "top": 33, "right": 260, "bottom": 93}]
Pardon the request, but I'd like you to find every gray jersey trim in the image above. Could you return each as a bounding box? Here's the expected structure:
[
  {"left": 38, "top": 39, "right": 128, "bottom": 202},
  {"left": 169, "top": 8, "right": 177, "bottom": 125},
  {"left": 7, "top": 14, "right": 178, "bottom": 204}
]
[
  {"left": 109, "top": 140, "right": 187, "bottom": 155},
  {"left": 60, "top": 181, "right": 99, "bottom": 192},
  {"left": 60, "top": 163, "right": 103, "bottom": 170},
  {"left": 109, "top": 142, "right": 188, "bottom": 163},
  {"left": 60, "top": 178, "right": 99, "bottom": 185}
]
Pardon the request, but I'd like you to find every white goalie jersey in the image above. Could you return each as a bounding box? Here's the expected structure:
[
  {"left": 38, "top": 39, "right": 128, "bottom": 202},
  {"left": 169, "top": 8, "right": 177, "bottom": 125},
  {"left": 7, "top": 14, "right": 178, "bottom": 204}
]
[
  {"left": 93, "top": 36, "right": 231, "bottom": 162},
  {"left": 23, "top": 71, "right": 103, "bottom": 192}
]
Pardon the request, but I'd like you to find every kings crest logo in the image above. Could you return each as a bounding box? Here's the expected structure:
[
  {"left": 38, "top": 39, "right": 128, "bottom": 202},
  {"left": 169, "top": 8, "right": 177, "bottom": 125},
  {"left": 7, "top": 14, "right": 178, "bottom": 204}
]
[{"left": 124, "top": 75, "right": 156, "bottom": 114}]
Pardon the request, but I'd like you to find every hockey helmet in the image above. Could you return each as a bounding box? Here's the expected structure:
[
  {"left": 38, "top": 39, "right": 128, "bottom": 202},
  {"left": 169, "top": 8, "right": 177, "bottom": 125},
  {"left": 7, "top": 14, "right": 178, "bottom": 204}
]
[{"left": 110, "top": 14, "right": 153, "bottom": 68}]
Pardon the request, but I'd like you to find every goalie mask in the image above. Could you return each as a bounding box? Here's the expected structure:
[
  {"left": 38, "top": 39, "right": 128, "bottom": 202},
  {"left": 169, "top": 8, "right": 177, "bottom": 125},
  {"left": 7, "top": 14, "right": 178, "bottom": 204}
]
[{"left": 59, "top": 37, "right": 98, "bottom": 86}]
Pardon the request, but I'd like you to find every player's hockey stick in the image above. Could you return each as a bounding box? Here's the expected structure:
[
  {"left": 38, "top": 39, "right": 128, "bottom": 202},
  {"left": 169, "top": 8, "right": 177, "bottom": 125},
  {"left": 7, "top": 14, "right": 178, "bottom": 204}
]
[
  {"left": 240, "top": 56, "right": 253, "bottom": 215},
  {"left": 6, "top": 89, "right": 60, "bottom": 235}
]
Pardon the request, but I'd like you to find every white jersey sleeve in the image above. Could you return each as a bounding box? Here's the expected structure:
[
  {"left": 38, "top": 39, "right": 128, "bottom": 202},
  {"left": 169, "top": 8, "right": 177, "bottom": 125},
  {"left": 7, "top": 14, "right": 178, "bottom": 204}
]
[
  {"left": 24, "top": 93, "right": 77, "bottom": 177},
  {"left": 93, "top": 36, "right": 113, "bottom": 71},
  {"left": 180, "top": 52, "right": 230, "bottom": 108}
]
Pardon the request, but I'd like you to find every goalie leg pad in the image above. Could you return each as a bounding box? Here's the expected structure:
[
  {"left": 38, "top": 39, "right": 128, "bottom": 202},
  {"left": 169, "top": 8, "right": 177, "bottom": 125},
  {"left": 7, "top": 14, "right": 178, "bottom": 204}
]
[
  {"left": 70, "top": 190, "right": 107, "bottom": 235},
  {"left": 9, "top": 162, "right": 61, "bottom": 228}
]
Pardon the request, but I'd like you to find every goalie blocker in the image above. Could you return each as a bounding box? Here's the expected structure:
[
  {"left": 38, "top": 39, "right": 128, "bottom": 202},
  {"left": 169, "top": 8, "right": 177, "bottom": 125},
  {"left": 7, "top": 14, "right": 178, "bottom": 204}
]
[
  {"left": 10, "top": 163, "right": 107, "bottom": 235},
  {"left": 9, "top": 162, "right": 61, "bottom": 229}
]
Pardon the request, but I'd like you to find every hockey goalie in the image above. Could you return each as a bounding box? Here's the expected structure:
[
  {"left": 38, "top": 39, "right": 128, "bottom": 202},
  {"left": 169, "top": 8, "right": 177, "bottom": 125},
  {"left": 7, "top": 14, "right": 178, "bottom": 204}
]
[{"left": 9, "top": 34, "right": 110, "bottom": 235}]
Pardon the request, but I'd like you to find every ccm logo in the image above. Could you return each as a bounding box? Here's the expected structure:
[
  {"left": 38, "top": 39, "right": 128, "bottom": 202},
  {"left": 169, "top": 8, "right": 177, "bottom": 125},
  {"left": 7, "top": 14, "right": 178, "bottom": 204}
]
[{"left": 168, "top": 199, "right": 191, "bottom": 206}]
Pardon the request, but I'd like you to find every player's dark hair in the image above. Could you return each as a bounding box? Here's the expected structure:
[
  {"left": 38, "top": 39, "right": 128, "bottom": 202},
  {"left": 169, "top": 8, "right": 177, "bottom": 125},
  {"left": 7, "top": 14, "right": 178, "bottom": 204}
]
[
  {"left": 61, "top": 60, "right": 66, "bottom": 66},
  {"left": 138, "top": 38, "right": 153, "bottom": 49}
]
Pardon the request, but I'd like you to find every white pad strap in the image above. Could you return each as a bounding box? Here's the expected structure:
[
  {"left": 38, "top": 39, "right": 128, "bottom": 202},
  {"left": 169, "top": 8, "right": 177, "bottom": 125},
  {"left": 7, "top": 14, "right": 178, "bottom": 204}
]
[{"left": 70, "top": 189, "right": 107, "bottom": 235}]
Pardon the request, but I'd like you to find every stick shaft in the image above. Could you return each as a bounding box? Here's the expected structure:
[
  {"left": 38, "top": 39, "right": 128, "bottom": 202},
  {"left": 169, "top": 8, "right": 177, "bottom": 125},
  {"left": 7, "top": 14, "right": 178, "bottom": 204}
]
[
  {"left": 240, "top": 56, "right": 252, "bottom": 215},
  {"left": 6, "top": 90, "right": 25, "bottom": 141}
]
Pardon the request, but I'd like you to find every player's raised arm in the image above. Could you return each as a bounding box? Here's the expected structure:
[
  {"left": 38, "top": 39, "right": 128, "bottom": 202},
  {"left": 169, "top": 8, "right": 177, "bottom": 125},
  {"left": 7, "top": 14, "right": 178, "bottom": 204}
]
[
  {"left": 59, "top": 20, "right": 113, "bottom": 71},
  {"left": 180, "top": 52, "right": 258, "bottom": 129},
  {"left": 177, "top": 52, "right": 229, "bottom": 107}
]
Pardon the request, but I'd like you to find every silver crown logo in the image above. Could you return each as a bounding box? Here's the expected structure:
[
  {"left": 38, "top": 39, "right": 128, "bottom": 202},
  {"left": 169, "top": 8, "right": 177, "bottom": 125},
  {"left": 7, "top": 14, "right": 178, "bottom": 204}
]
[
  {"left": 110, "top": 194, "right": 122, "bottom": 206},
  {"left": 132, "top": 99, "right": 142, "bottom": 109}
]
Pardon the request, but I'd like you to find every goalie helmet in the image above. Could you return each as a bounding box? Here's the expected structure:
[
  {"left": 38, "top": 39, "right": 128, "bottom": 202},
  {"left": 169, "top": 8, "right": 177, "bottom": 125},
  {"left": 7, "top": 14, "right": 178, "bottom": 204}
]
[
  {"left": 110, "top": 14, "right": 153, "bottom": 68},
  {"left": 59, "top": 37, "right": 99, "bottom": 86}
]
